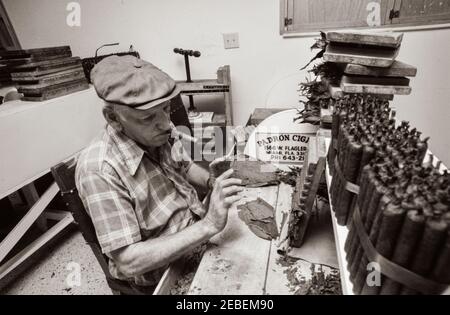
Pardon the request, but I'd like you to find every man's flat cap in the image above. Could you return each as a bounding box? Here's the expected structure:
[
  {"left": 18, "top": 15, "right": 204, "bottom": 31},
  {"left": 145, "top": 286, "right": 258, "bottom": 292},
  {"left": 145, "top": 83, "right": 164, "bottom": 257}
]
[{"left": 91, "top": 55, "right": 180, "bottom": 110}]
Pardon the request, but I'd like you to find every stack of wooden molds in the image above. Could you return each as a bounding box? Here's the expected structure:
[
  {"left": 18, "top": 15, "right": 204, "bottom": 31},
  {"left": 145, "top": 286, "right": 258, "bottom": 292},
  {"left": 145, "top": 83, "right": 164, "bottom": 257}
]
[
  {"left": 322, "top": 30, "right": 417, "bottom": 100},
  {"left": 0, "top": 64, "right": 12, "bottom": 86},
  {"left": 0, "top": 46, "right": 88, "bottom": 101}
]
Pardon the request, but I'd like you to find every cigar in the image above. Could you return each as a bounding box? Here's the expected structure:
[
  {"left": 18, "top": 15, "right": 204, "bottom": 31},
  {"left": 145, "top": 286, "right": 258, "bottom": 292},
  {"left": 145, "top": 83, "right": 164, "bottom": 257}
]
[
  {"left": 380, "top": 209, "right": 426, "bottom": 295},
  {"left": 336, "top": 135, "right": 362, "bottom": 225},
  {"left": 328, "top": 107, "right": 340, "bottom": 174},
  {"left": 170, "top": 123, "right": 199, "bottom": 143},
  {"left": 349, "top": 168, "right": 377, "bottom": 280},
  {"left": 334, "top": 126, "right": 351, "bottom": 221},
  {"left": 345, "top": 144, "right": 374, "bottom": 255},
  {"left": 353, "top": 203, "right": 385, "bottom": 294},
  {"left": 429, "top": 230, "right": 450, "bottom": 292},
  {"left": 360, "top": 201, "right": 406, "bottom": 295},
  {"left": 331, "top": 124, "right": 348, "bottom": 208},
  {"left": 401, "top": 217, "right": 448, "bottom": 294}
]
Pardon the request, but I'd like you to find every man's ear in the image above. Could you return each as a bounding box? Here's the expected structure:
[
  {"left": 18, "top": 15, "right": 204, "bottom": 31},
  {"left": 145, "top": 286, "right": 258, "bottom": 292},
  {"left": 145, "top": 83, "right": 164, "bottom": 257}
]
[{"left": 102, "top": 106, "right": 123, "bottom": 132}]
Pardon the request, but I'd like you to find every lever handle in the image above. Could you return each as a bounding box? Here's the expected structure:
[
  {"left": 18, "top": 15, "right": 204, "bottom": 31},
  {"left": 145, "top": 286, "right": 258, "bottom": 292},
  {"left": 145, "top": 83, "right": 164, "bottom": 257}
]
[{"left": 173, "top": 48, "right": 201, "bottom": 57}]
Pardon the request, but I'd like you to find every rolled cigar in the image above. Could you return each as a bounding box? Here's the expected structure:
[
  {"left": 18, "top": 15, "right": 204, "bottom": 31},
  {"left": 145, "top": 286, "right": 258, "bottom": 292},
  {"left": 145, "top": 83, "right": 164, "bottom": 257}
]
[
  {"left": 353, "top": 209, "right": 384, "bottom": 294},
  {"left": 360, "top": 201, "right": 406, "bottom": 295},
  {"left": 327, "top": 146, "right": 336, "bottom": 174},
  {"left": 345, "top": 222, "right": 357, "bottom": 256},
  {"left": 336, "top": 114, "right": 347, "bottom": 156},
  {"left": 362, "top": 167, "right": 382, "bottom": 221},
  {"left": 345, "top": 134, "right": 370, "bottom": 262},
  {"left": 401, "top": 217, "right": 448, "bottom": 294},
  {"left": 330, "top": 124, "right": 345, "bottom": 204},
  {"left": 334, "top": 131, "right": 353, "bottom": 224},
  {"left": 364, "top": 184, "right": 388, "bottom": 231},
  {"left": 349, "top": 169, "right": 378, "bottom": 278},
  {"left": 328, "top": 107, "right": 341, "bottom": 173},
  {"left": 344, "top": 151, "right": 369, "bottom": 261},
  {"left": 417, "top": 137, "right": 429, "bottom": 162},
  {"left": 331, "top": 126, "right": 350, "bottom": 212},
  {"left": 349, "top": 142, "right": 375, "bottom": 209},
  {"left": 170, "top": 123, "right": 199, "bottom": 143},
  {"left": 357, "top": 165, "right": 372, "bottom": 211},
  {"left": 351, "top": 194, "right": 390, "bottom": 288},
  {"left": 330, "top": 172, "right": 341, "bottom": 212},
  {"left": 429, "top": 230, "right": 450, "bottom": 293},
  {"left": 336, "top": 136, "right": 362, "bottom": 225},
  {"left": 345, "top": 144, "right": 375, "bottom": 254},
  {"left": 380, "top": 209, "right": 426, "bottom": 295}
]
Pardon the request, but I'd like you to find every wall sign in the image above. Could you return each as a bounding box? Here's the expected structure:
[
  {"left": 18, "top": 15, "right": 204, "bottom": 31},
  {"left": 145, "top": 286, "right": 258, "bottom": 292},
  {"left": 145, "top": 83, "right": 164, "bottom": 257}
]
[
  {"left": 255, "top": 132, "right": 310, "bottom": 164},
  {"left": 245, "top": 109, "right": 319, "bottom": 171}
]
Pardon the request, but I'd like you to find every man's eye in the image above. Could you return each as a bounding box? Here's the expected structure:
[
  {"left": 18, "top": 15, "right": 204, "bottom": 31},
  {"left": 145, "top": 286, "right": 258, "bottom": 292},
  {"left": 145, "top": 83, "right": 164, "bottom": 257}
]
[{"left": 144, "top": 114, "right": 155, "bottom": 121}]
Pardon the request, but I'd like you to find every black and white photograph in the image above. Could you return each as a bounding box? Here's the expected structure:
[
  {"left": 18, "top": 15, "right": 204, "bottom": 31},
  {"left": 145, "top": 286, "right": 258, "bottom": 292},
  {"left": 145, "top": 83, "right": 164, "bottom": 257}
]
[{"left": 0, "top": 0, "right": 449, "bottom": 299}]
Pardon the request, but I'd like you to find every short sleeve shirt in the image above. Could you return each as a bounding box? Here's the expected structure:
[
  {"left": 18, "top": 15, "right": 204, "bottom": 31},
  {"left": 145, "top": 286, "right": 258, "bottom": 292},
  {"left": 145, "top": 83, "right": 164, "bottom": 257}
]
[{"left": 75, "top": 125, "right": 206, "bottom": 286}]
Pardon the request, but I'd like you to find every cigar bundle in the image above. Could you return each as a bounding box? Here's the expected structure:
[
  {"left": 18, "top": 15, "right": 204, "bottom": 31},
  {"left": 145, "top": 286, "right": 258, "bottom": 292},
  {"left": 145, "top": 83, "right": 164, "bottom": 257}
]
[
  {"left": 327, "top": 94, "right": 449, "bottom": 294},
  {"left": 348, "top": 154, "right": 449, "bottom": 295},
  {"left": 328, "top": 94, "right": 407, "bottom": 226}
]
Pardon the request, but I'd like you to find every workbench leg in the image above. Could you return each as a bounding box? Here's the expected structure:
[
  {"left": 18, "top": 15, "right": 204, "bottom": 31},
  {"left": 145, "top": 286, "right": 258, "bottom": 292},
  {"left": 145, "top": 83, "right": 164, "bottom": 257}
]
[
  {"left": 0, "top": 182, "right": 59, "bottom": 266},
  {"left": 7, "top": 191, "right": 25, "bottom": 210},
  {"left": 21, "top": 183, "right": 48, "bottom": 232},
  {"left": 0, "top": 211, "right": 73, "bottom": 280}
]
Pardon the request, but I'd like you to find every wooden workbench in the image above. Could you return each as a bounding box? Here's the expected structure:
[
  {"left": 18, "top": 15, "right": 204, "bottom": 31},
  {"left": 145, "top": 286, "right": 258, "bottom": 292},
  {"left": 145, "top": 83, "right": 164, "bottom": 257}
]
[
  {"left": 0, "top": 86, "right": 105, "bottom": 284},
  {"left": 188, "top": 184, "right": 293, "bottom": 295},
  {"left": 188, "top": 184, "right": 339, "bottom": 295},
  {"left": 186, "top": 134, "right": 340, "bottom": 295}
]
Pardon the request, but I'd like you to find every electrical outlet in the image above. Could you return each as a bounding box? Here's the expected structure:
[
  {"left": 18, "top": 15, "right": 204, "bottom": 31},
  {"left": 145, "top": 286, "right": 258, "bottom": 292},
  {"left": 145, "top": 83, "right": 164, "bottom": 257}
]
[{"left": 223, "top": 33, "right": 239, "bottom": 49}]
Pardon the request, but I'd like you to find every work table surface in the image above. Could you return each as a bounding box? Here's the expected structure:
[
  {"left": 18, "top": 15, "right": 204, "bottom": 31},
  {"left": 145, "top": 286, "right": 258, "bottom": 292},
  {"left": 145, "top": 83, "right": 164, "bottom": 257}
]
[
  {"left": 189, "top": 184, "right": 293, "bottom": 295},
  {"left": 187, "top": 134, "right": 339, "bottom": 295}
]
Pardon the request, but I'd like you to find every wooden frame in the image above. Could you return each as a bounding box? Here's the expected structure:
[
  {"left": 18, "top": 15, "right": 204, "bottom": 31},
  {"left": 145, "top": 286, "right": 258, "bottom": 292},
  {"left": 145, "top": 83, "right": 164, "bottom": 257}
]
[
  {"left": 152, "top": 259, "right": 185, "bottom": 295},
  {"left": 0, "top": 182, "right": 74, "bottom": 282},
  {"left": 390, "top": 0, "right": 450, "bottom": 26},
  {"left": 176, "top": 65, "right": 233, "bottom": 126},
  {"left": 0, "top": 0, "right": 20, "bottom": 50},
  {"left": 280, "top": 0, "right": 450, "bottom": 36}
]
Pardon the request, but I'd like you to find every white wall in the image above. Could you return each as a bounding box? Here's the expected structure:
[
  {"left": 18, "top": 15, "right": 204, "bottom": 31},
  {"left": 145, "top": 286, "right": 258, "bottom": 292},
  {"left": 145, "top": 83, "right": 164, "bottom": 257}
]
[{"left": 4, "top": 0, "right": 450, "bottom": 165}]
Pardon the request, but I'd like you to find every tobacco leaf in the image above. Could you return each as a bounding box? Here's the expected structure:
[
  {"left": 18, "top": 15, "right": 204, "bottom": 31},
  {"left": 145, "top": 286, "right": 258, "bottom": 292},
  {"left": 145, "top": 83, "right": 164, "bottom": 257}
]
[{"left": 237, "top": 198, "right": 279, "bottom": 241}]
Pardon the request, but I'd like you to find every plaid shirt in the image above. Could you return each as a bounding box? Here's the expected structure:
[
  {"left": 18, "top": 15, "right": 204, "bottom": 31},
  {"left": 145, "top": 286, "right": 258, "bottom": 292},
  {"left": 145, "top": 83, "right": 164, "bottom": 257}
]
[{"left": 75, "top": 125, "right": 206, "bottom": 286}]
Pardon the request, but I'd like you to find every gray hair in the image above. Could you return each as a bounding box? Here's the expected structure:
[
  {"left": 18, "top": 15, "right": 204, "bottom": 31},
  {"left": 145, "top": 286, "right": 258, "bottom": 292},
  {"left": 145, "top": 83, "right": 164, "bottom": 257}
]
[{"left": 102, "top": 102, "right": 128, "bottom": 127}]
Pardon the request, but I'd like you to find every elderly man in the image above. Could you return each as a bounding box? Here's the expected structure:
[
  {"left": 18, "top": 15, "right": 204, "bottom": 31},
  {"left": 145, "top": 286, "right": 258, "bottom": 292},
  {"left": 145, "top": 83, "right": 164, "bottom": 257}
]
[{"left": 75, "top": 56, "right": 243, "bottom": 293}]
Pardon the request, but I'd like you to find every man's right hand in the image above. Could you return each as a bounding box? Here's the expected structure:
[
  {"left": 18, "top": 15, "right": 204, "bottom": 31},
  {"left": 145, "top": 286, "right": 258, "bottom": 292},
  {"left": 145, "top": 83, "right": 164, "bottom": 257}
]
[{"left": 204, "top": 169, "right": 243, "bottom": 235}]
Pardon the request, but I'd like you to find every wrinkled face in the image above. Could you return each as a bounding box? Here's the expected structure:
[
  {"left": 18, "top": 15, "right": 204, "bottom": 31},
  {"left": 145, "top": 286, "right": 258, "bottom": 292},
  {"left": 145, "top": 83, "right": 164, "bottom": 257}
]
[{"left": 105, "top": 101, "right": 172, "bottom": 149}]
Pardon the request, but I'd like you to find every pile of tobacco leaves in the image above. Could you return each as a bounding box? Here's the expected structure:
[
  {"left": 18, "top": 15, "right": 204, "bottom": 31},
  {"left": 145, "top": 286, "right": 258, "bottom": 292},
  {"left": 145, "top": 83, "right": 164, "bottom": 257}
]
[
  {"left": 170, "top": 243, "right": 209, "bottom": 295},
  {"left": 296, "top": 264, "right": 342, "bottom": 295},
  {"left": 295, "top": 32, "right": 343, "bottom": 125},
  {"left": 276, "top": 166, "right": 302, "bottom": 186},
  {"left": 277, "top": 255, "right": 342, "bottom": 295}
]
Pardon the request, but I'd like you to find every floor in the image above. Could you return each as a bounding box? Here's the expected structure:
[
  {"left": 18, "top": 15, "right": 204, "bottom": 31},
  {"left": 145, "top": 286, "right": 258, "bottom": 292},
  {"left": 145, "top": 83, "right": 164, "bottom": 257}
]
[{"left": 1, "top": 229, "right": 112, "bottom": 295}]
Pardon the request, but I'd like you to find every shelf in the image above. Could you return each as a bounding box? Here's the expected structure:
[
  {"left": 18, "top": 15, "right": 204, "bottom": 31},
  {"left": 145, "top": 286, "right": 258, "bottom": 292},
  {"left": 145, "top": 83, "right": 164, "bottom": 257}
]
[
  {"left": 176, "top": 65, "right": 232, "bottom": 126},
  {"left": 176, "top": 79, "right": 229, "bottom": 96},
  {"left": 189, "top": 113, "right": 226, "bottom": 128}
]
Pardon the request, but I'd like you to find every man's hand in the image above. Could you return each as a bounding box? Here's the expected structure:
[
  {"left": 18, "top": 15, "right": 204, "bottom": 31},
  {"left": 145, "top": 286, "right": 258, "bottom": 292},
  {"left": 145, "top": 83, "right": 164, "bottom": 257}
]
[
  {"left": 208, "top": 155, "right": 233, "bottom": 189},
  {"left": 204, "top": 169, "right": 243, "bottom": 234}
]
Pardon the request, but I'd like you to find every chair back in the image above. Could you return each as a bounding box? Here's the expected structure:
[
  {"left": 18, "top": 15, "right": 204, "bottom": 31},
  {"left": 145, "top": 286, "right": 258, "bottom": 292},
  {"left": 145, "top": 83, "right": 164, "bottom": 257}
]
[{"left": 51, "top": 159, "right": 140, "bottom": 295}]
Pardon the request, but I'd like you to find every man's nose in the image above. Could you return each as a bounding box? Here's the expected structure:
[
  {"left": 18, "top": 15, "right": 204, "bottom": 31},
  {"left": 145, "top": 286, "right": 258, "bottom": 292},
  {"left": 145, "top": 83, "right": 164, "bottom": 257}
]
[{"left": 156, "top": 110, "right": 171, "bottom": 132}]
